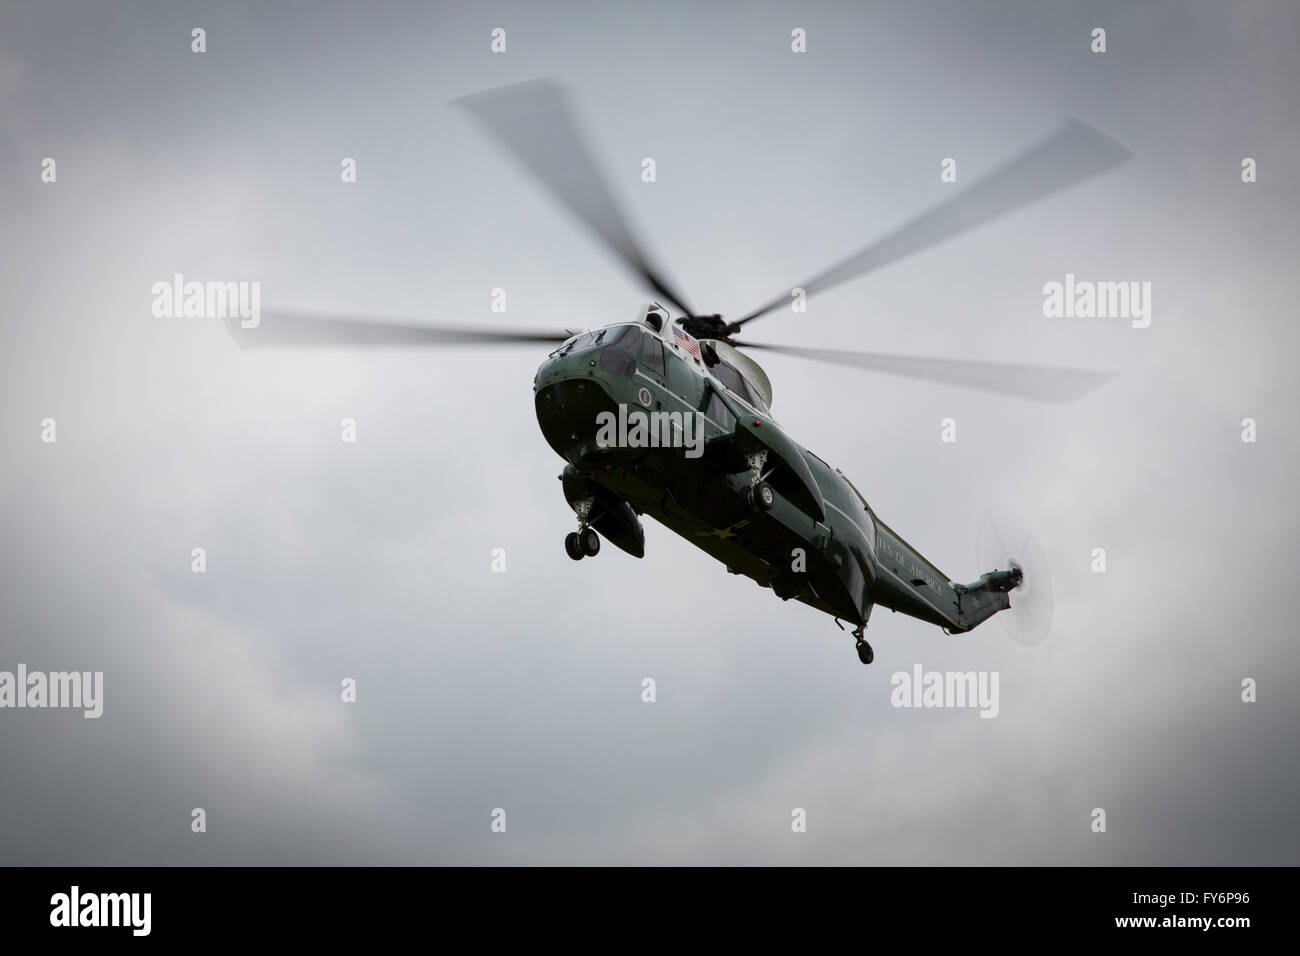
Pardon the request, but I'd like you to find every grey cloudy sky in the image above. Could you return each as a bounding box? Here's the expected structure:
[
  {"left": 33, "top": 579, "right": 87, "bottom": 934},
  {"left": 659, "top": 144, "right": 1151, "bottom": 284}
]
[{"left": 1, "top": 0, "right": 1297, "bottom": 864}]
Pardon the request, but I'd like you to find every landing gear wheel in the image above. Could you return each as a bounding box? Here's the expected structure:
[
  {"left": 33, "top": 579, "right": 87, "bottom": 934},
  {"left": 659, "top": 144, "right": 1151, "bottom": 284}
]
[
  {"left": 579, "top": 528, "right": 601, "bottom": 556},
  {"left": 746, "top": 480, "right": 775, "bottom": 513},
  {"left": 855, "top": 639, "right": 874, "bottom": 666},
  {"left": 564, "top": 532, "right": 584, "bottom": 561}
]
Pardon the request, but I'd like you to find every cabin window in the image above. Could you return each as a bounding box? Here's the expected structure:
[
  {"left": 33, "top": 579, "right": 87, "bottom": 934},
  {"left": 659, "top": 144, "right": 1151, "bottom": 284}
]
[
  {"left": 710, "top": 360, "right": 746, "bottom": 398},
  {"left": 641, "top": 334, "right": 665, "bottom": 374},
  {"left": 710, "top": 359, "right": 769, "bottom": 414}
]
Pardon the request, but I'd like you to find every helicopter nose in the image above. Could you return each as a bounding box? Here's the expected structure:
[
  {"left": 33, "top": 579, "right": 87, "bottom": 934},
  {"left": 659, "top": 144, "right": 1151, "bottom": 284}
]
[
  {"left": 534, "top": 348, "right": 579, "bottom": 389},
  {"left": 534, "top": 346, "right": 619, "bottom": 461},
  {"left": 535, "top": 379, "right": 617, "bottom": 458}
]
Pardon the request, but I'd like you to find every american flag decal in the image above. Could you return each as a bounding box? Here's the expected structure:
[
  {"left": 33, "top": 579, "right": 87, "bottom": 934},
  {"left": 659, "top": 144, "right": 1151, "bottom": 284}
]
[{"left": 672, "top": 325, "right": 701, "bottom": 359}]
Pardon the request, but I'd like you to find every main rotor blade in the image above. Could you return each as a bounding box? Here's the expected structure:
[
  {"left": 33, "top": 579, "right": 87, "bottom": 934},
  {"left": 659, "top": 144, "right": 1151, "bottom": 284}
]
[
  {"left": 733, "top": 119, "right": 1132, "bottom": 328},
  {"left": 732, "top": 341, "right": 1119, "bottom": 403},
  {"left": 223, "top": 310, "right": 570, "bottom": 350},
  {"left": 455, "top": 79, "right": 695, "bottom": 317}
]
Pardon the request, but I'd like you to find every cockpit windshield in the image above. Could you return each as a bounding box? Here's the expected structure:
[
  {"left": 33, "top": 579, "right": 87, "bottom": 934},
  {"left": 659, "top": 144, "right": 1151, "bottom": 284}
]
[
  {"left": 598, "top": 325, "right": 641, "bottom": 377},
  {"left": 605, "top": 325, "right": 640, "bottom": 349},
  {"left": 550, "top": 325, "right": 623, "bottom": 357},
  {"left": 551, "top": 331, "right": 591, "bottom": 357}
]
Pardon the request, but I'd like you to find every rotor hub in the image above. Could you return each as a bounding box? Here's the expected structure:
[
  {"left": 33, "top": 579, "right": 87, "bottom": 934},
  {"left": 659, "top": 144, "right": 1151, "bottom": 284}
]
[{"left": 676, "top": 313, "right": 738, "bottom": 342}]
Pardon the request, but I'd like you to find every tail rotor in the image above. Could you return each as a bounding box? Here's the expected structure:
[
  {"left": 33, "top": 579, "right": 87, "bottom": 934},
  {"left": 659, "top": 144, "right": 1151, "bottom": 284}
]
[{"left": 975, "top": 508, "right": 1054, "bottom": 646}]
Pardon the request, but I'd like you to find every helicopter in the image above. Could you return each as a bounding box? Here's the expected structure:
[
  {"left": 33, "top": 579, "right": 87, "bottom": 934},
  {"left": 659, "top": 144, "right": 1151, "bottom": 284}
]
[{"left": 225, "top": 79, "right": 1130, "bottom": 665}]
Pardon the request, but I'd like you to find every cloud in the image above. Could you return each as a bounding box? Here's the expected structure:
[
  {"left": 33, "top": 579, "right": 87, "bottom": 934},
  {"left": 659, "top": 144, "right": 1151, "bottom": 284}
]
[{"left": 1, "top": 0, "right": 1297, "bottom": 865}]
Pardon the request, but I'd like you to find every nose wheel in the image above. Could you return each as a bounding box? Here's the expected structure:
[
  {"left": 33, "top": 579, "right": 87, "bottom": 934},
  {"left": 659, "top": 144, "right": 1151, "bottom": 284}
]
[
  {"left": 564, "top": 532, "right": 583, "bottom": 560},
  {"left": 565, "top": 527, "right": 601, "bottom": 560},
  {"left": 565, "top": 497, "right": 601, "bottom": 560}
]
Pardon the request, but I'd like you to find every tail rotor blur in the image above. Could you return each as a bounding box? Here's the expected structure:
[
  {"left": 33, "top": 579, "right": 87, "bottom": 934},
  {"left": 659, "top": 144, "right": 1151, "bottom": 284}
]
[{"left": 975, "top": 508, "right": 1054, "bottom": 646}]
